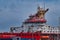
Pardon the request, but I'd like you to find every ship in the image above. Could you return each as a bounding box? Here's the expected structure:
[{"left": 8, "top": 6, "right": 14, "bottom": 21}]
[{"left": 0, "top": 6, "right": 60, "bottom": 40}]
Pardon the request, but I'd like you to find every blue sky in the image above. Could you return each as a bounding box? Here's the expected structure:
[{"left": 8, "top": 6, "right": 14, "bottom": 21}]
[{"left": 0, "top": 0, "right": 60, "bottom": 32}]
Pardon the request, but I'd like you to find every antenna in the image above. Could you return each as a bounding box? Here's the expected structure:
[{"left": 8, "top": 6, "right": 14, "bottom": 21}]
[{"left": 43, "top": 0, "right": 45, "bottom": 10}]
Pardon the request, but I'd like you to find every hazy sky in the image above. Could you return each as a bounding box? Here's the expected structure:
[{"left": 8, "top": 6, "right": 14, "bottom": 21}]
[{"left": 0, "top": 0, "right": 60, "bottom": 32}]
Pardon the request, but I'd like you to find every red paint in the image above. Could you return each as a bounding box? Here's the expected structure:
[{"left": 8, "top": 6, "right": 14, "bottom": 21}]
[
  {"left": 0, "top": 32, "right": 41, "bottom": 40},
  {"left": 0, "top": 35, "right": 15, "bottom": 38},
  {"left": 26, "top": 18, "right": 46, "bottom": 23}
]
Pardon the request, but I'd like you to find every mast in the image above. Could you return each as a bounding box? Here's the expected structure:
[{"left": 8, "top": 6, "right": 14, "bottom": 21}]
[{"left": 37, "top": 6, "right": 49, "bottom": 19}]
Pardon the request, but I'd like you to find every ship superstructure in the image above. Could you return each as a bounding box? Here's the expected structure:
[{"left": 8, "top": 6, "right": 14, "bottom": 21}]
[
  {"left": 10, "top": 6, "right": 59, "bottom": 34},
  {"left": 0, "top": 6, "right": 60, "bottom": 40}
]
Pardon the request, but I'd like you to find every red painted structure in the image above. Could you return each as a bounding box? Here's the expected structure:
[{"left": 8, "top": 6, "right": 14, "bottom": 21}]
[
  {"left": 0, "top": 32, "right": 41, "bottom": 40},
  {"left": 25, "top": 18, "right": 46, "bottom": 23}
]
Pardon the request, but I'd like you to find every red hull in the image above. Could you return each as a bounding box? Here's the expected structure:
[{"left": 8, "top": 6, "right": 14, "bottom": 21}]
[{"left": 0, "top": 32, "right": 41, "bottom": 40}]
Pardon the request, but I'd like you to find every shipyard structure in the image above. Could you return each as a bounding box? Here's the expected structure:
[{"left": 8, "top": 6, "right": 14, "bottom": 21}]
[{"left": 0, "top": 6, "right": 60, "bottom": 40}]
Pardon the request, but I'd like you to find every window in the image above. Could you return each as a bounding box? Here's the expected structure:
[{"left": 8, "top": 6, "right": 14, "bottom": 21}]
[
  {"left": 50, "top": 31, "right": 52, "bottom": 32},
  {"left": 41, "top": 28, "right": 42, "bottom": 29},
  {"left": 47, "top": 31, "right": 49, "bottom": 32},
  {"left": 48, "top": 26, "right": 50, "bottom": 28},
  {"left": 44, "top": 31, "right": 45, "bottom": 32},
  {"left": 53, "top": 31, "right": 54, "bottom": 33}
]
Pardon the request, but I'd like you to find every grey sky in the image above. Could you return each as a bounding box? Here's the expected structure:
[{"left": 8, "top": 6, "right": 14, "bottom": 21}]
[{"left": 0, "top": 0, "right": 60, "bottom": 32}]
